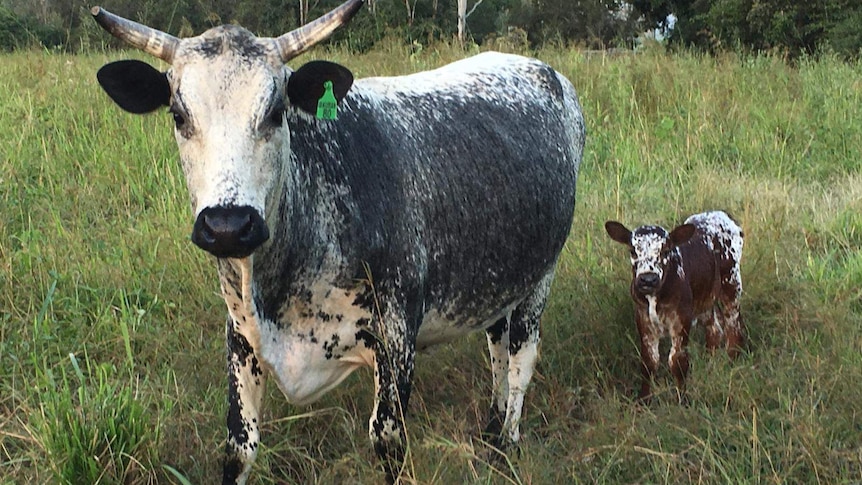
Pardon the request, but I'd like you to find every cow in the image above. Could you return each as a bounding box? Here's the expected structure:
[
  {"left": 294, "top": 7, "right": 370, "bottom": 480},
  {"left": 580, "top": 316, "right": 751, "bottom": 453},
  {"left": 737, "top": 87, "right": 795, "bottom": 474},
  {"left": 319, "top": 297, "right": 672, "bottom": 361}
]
[
  {"left": 604, "top": 211, "right": 744, "bottom": 403},
  {"left": 90, "top": 0, "right": 585, "bottom": 483}
]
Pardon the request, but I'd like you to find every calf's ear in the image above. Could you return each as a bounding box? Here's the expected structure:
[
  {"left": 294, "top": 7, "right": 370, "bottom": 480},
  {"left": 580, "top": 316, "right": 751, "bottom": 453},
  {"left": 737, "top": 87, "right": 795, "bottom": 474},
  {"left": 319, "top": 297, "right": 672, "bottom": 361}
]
[
  {"left": 287, "top": 60, "right": 354, "bottom": 115},
  {"left": 605, "top": 221, "right": 632, "bottom": 245},
  {"left": 97, "top": 60, "right": 170, "bottom": 114},
  {"left": 669, "top": 223, "right": 696, "bottom": 246}
]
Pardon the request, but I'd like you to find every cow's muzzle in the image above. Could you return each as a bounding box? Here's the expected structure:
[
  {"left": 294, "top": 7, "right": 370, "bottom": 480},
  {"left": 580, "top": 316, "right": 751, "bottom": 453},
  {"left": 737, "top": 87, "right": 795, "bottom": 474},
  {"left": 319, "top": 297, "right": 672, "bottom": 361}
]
[
  {"left": 191, "top": 205, "right": 269, "bottom": 258},
  {"left": 635, "top": 272, "right": 661, "bottom": 295}
]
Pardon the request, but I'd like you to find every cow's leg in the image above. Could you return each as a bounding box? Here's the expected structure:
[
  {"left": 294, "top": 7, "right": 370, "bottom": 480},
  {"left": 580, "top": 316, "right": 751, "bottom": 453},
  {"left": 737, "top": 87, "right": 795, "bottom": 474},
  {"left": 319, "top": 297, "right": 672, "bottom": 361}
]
[
  {"left": 635, "top": 311, "right": 659, "bottom": 402},
  {"left": 496, "top": 272, "right": 552, "bottom": 448},
  {"left": 483, "top": 315, "right": 510, "bottom": 449},
  {"left": 368, "top": 300, "right": 418, "bottom": 484},
  {"left": 223, "top": 318, "right": 267, "bottom": 485},
  {"left": 668, "top": 317, "right": 691, "bottom": 404}
]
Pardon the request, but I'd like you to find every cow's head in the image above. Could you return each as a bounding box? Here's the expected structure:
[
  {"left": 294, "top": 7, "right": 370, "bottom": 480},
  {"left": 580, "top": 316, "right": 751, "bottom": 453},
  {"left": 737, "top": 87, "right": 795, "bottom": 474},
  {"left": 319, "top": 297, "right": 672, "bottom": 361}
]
[
  {"left": 605, "top": 221, "right": 695, "bottom": 296},
  {"left": 93, "top": 0, "right": 362, "bottom": 259}
]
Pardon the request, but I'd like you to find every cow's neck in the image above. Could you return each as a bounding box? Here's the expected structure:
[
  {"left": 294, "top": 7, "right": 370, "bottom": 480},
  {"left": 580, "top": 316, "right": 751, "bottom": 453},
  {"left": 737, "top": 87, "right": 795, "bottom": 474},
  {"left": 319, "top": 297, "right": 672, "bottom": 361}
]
[
  {"left": 217, "top": 256, "right": 264, "bottom": 349},
  {"left": 217, "top": 137, "right": 356, "bottom": 327}
]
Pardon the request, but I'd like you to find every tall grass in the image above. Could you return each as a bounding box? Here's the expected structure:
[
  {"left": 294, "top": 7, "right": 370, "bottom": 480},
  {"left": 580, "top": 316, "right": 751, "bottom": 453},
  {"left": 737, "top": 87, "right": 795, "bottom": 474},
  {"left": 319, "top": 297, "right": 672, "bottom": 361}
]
[
  {"left": 34, "top": 352, "right": 156, "bottom": 484},
  {"left": 1, "top": 41, "right": 861, "bottom": 483}
]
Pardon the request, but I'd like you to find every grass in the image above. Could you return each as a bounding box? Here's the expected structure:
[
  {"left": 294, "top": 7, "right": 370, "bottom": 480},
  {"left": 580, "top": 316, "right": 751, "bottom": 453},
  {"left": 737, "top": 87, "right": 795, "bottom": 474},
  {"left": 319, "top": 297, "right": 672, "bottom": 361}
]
[
  {"left": 1, "top": 39, "right": 862, "bottom": 483},
  {"left": 34, "top": 352, "right": 155, "bottom": 484}
]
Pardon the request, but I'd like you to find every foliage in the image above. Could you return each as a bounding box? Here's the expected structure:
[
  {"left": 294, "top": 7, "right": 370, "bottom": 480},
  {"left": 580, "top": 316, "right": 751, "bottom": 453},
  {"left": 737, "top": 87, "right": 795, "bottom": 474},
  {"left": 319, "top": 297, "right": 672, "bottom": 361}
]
[
  {"left": 511, "top": 0, "right": 642, "bottom": 48},
  {"left": 0, "top": 0, "right": 644, "bottom": 52},
  {"left": 0, "top": 5, "right": 63, "bottom": 50},
  {"left": 827, "top": 5, "right": 862, "bottom": 59},
  {"left": 4, "top": 0, "right": 861, "bottom": 57},
  {"left": 632, "top": 0, "right": 862, "bottom": 59}
]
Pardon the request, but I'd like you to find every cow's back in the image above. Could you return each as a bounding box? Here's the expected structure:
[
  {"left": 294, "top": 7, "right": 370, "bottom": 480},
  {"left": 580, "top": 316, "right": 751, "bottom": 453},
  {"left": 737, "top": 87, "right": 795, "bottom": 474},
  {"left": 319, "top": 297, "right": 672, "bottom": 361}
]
[{"left": 287, "top": 52, "right": 583, "bottom": 327}]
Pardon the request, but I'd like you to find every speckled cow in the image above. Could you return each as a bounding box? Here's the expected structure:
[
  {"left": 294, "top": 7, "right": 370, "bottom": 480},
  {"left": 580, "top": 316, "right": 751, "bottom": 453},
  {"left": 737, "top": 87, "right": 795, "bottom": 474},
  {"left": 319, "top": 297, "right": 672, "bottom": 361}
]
[
  {"left": 90, "top": 0, "right": 584, "bottom": 482},
  {"left": 605, "top": 211, "right": 744, "bottom": 403}
]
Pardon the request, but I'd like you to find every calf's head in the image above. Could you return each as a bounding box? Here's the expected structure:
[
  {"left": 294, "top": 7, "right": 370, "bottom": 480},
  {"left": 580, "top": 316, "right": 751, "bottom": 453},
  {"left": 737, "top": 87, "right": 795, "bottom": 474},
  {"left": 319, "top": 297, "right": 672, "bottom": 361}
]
[
  {"left": 605, "top": 220, "right": 696, "bottom": 296},
  {"left": 93, "top": 0, "right": 362, "bottom": 258}
]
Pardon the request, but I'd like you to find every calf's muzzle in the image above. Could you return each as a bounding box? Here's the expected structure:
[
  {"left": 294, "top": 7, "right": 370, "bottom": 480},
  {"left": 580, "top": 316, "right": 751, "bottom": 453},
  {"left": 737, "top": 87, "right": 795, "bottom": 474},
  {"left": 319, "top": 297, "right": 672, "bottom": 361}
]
[
  {"left": 635, "top": 272, "right": 660, "bottom": 294},
  {"left": 191, "top": 205, "right": 269, "bottom": 258}
]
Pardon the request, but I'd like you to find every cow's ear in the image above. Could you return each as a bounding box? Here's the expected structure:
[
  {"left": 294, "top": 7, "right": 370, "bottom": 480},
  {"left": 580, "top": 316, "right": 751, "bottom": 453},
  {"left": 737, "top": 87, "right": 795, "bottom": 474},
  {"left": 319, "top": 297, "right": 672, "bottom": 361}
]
[
  {"left": 287, "top": 60, "right": 353, "bottom": 115},
  {"left": 605, "top": 221, "right": 632, "bottom": 245},
  {"left": 669, "top": 223, "right": 696, "bottom": 246},
  {"left": 97, "top": 60, "right": 170, "bottom": 114}
]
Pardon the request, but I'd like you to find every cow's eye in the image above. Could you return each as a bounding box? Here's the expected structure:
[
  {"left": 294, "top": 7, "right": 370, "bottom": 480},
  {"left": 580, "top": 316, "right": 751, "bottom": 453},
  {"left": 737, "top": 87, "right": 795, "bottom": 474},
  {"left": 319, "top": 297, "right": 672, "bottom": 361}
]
[
  {"left": 267, "top": 101, "right": 285, "bottom": 127},
  {"left": 169, "top": 105, "right": 186, "bottom": 129}
]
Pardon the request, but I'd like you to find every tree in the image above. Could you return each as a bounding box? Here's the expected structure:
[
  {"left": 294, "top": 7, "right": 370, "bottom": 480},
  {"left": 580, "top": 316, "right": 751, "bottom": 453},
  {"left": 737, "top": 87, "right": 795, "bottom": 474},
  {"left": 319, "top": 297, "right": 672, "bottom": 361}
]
[
  {"left": 456, "top": 0, "right": 486, "bottom": 45},
  {"left": 827, "top": 3, "right": 862, "bottom": 58},
  {"left": 0, "top": 2, "right": 62, "bottom": 50},
  {"left": 457, "top": 0, "right": 466, "bottom": 42},
  {"left": 631, "top": 0, "right": 862, "bottom": 58},
  {"left": 3, "top": 0, "right": 649, "bottom": 52},
  {"left": 512, "top": 0, "right": 642, "bottom": 48}
]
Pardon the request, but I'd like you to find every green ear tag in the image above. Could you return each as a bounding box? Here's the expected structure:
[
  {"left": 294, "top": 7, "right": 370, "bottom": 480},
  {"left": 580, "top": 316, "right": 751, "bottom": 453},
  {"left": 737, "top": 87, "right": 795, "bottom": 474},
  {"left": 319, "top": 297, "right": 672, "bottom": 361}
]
[{"left": 316, "top": 80, "right": 338, "bottom": 120}]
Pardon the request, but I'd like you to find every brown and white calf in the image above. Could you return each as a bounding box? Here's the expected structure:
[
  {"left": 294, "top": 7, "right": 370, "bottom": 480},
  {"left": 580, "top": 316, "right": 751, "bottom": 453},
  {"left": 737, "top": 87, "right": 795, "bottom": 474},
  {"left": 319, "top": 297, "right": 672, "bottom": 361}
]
[{"left": 605, "top": 211, "right": 744, "bottom": 402}]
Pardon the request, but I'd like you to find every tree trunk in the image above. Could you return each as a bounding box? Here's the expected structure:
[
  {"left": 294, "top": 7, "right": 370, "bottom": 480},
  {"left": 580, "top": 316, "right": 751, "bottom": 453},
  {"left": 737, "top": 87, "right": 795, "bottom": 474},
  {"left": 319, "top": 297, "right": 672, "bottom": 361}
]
[
  {"left": 457, "top": 0, "right": 467, "bottom": 45},
  {"left": 299, "top": 0, "right": 308, "bottom": 25},
  {"left": 404, "top": 0, "right": 416, "bottom": 25}
]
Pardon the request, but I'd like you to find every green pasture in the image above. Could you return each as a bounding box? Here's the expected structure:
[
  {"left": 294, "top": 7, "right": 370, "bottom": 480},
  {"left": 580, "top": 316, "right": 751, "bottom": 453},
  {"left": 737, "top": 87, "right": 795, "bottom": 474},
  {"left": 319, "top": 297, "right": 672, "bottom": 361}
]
[{"left": 1, "top": 40, "right": 861, "bottom": 483}]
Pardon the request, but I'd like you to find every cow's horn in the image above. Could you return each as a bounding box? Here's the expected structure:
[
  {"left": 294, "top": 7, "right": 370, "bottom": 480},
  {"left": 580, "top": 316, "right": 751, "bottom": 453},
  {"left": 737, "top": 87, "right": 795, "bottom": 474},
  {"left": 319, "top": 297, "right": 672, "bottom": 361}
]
[
  {"left": 273, "top": 0, "right": 364, "bottom": 63},
  {"left": 91, "top": 6, "right": 179, "bottom": 64}
]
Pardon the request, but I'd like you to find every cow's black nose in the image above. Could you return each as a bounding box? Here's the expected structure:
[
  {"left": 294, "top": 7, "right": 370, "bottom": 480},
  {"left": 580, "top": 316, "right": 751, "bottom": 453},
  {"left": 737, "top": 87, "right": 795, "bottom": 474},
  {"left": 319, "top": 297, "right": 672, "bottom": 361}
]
[
  {"left": 191, "top": 205, "right": 269, "bottom": 258},
  {"left": 635, "top": 272, "right": 660, "bottom": 293}
]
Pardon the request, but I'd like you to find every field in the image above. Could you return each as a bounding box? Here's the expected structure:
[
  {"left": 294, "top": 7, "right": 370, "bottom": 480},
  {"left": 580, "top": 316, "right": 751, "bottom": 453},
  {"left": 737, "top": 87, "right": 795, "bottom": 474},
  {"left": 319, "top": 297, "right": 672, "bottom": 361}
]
[{"left": 1, "top": 39, "right": 862, "bottom": 484}]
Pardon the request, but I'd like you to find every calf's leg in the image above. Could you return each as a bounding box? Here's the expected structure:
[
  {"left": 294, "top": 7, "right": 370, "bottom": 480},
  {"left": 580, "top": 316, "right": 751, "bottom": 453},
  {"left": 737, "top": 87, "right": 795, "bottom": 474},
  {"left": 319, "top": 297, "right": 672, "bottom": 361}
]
[
  {"left": 718, "top": 295, "right": 745, "bottom": 358},
  {"left": 635, "top": 310, "right": 660, "bottom": 402},
  {"left": 717, "top": 242, "right": 745, "bottom": 357},
  {"left": 668, "top": 317, "right": 691, "bottom": 404},
  {"left": 701, "top": 309, "right": 724, "bottom": 352},
  {"left": 717, "top": 265, "right": 745, "bottom": 357}
]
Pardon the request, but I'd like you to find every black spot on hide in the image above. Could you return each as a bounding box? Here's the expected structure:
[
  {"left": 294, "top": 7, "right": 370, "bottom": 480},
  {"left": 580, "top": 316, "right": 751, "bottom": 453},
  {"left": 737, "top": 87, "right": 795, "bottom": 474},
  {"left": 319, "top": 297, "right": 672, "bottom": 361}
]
[
  {"left": 508, "top": 321, "right": 529, "bottom": 354},
  {"left": 228, "top": 322, "right": 263, "bottom": 377},
  {"left": 356, "top": 328, "right": 377, "bottom": 349},
  {"left": 223, "top": 455, "right": 243, "bottom": 483},
  {"left": 352, "top": 288, "right": 375, "bottom": 309},
  {"left": 486, "top": 317, "right": 507, "bottom": 345},
  {"left": 323, "top": 334, "right": 342, "bottom": 359}
]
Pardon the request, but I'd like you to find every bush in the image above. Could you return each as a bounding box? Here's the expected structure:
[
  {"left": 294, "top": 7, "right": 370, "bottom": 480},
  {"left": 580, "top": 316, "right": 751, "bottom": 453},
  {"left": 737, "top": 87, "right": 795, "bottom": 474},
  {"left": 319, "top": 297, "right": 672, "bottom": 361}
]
[
  {"left": 0, "top": 6, "right": 63, "bottom": 51},
  {"left": 828, "top": 7, "right": 862, "bottom": 60}
]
